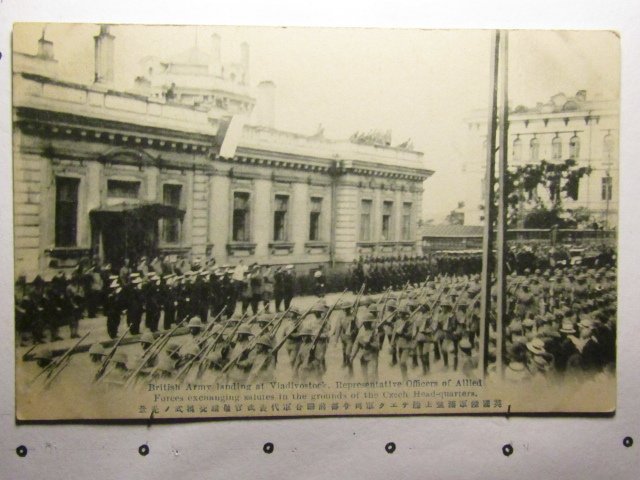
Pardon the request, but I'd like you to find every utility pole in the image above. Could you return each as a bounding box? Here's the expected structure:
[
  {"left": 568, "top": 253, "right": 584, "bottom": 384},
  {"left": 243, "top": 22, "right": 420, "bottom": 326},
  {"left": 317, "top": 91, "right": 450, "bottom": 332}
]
[{"left": 478, "top": 30, "right": 500, "bottom": 377}]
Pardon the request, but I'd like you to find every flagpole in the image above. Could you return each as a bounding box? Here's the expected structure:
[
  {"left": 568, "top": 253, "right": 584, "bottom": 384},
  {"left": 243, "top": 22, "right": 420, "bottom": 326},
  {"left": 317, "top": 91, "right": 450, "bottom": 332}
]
[
  {"left": 478, "top": 30, "right": 500, "bottom": 378},
  {"left": 496, "top": 30, "right": 509, "bottom": 378}
]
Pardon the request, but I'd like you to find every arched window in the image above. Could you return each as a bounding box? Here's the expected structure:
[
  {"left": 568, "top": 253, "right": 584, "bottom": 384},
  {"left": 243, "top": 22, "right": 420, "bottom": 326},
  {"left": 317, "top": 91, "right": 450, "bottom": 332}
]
[
  {"left": 529, "top": 137, "right": 540, "bottom": 162},
  {"left": 569, "top": 134, "right": 580, "bottom": 160},
  {"left": 552, "top": 135, "right": 562, "bottom": 161},
  {"left": 512, "top": 136, "right": 522, "bottom": 163},
  {"left": 603, "top": 133, "right": 615, "bottom": 161}
]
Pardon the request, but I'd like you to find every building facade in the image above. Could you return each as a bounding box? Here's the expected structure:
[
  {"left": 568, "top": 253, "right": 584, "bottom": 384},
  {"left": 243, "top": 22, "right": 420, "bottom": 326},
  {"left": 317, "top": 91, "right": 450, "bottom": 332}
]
[
  {"left": 462, "top": 90, "right": 619, "bottom": 228},
  {"left": 13, "top": 26, "right": 433, "bottom": 279}
]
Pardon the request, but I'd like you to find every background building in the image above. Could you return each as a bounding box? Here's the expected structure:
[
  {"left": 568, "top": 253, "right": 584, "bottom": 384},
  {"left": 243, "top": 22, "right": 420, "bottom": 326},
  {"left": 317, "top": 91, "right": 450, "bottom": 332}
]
[
  {"left": 13, "top": 26, "right": 433, "bottom": 279},
  {"left": 462, "top": 90, "right": 619, "bottom": 227}
]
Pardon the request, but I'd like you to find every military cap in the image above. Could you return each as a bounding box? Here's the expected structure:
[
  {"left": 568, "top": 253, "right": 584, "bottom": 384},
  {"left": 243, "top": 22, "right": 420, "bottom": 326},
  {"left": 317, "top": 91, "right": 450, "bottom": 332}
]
[
  {"left": 334, "top": 301, "right": 353, "bottom": 310},
  {"left": 522, "top": 317, "right": 536, "bottom": 328},
  {"left": 255, "top": 313, "right": 274, "bottom": 324},
  {"left": 297, "top": 326, "right": 315, "bottom": 337},
  {"left": 140, "top": 332, "right": 155, "bottom": 344},
  {"left": 236, "top": 324, "right": 254, "bottom": 336},
  {"left": 188, "top": 316, "right": 203, "bottom": 329},
  {"left": 255, "top": 335, "right": 275, "bottom": 349},
  {"left": 166, "top": 343, "right": 181, "bottom": 354},
  {"left": 109, "top": 280, "right": 120, "bottom": 289},
  {"left": 88, "top": 343, "right": 106, "bottom": 356},
  {"left": 287, "top": 306, "right": 302, "bottom": 317},
  {"left": 155, "top": 356, "right": 175, "bottom": 374},
  {"left": 182, "top": 343, "right": 200, "bottom": 358},
  {"left": 368, "top": 303, "right": 380, "bottom": 314},
  {"left": 311, "top": 301, "right": 328, "bottom": 314},
  {"left": 113, "top": 352, "right": 128, "bottom": 365},
  {"left": 459, "top": 338, "right": 473, "bottom": 351},
  {"left": 34, "top": 348, "right": 53, "bottom": 361},
  {"left": 358, "top": 296, "right": 372, "bottom": 308},
  {"left": 361, "top": 312, "right": 376, "bottom": 324}
]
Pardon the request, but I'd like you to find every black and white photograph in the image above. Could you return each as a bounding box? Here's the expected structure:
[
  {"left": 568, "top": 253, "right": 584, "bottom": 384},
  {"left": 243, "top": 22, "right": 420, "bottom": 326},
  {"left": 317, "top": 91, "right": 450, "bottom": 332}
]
[{"left": 12, "top": 23, "right": 619, "bottom": 420}]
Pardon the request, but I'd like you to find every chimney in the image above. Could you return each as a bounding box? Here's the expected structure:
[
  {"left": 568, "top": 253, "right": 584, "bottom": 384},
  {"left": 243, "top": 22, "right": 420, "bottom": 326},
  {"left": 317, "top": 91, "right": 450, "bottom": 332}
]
[
  {"left": 255, "top": 81, "right": 276, "bottom": 128},
  {"left": 240, "top": 41, "right": 250, "bottom": 85},
  {"left": 94, "top": 25, "right": 115, "bottom": 85},
  {"left": 37, "top": 30, "right": 54, "bottom": 60}
]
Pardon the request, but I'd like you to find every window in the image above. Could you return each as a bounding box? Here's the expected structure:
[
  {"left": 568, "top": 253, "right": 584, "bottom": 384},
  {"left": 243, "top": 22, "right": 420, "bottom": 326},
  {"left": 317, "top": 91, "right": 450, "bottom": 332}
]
[
  {"left": 309, "top": 197, "right": 322, "bottom": 241},
  {"left": 232, "top": 192, "right": 250, "bottom": 242},
  {"left": 381, "top": 201, "right": 394, "bottom": 241},
  {"left": 603, "top": 133, "right": 615, "bottom": 161},
  {"left": 162, "top": 184, "right": 182, "bottom": 244},
  {"left": 529, "top": 137, "right": 540, "bottom": 162},
  {"left": 569, "top": 135, "right": 580, "bottom": 160},
  {"left": 512, "top": 137, "right": 522, "bottom": 163},
  {"left": 273, "top": 194, "right": 289, "bottom": 241},
  {"left": 552, "top": 136, "right": 562, "bottom": 161},
  {"left": 402, "top": 202, "right": 412, "bottom": 240},
  {"left": 107, "top": 179, "right": 140, "bottom": 199},
  {"left": 360, "top": 199, "right": 372, "bottom": 241},
  {"left": 55, "top": 177, "right": 79, "bottom": 247},
  {"left": 601, "top": 176, "right": 613, "bottom": 201}
]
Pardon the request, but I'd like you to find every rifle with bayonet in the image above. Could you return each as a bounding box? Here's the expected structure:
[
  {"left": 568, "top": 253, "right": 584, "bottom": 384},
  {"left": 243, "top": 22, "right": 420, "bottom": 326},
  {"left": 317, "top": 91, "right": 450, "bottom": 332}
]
[
  {"left": 123, "top": 316, "right": 189, "bottom": 387},
  {"left": 94, "top": 326, "right": 131, "bottom": 382},
  {"left": 40, "top": 331, "right": 92, "bottom": 389},
  {"left": 30, "top": 331, "right": 91, "bottom": 386}
]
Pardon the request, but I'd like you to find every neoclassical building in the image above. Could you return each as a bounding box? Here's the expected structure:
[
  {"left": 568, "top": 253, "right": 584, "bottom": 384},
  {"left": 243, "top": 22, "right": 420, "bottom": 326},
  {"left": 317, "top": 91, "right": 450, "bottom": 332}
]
[
  {"left": 462, "top": 90, "right": 619, "bottom": 228},
  {"left": 13, "top": 26, "right": 433, "bottom": 279}
]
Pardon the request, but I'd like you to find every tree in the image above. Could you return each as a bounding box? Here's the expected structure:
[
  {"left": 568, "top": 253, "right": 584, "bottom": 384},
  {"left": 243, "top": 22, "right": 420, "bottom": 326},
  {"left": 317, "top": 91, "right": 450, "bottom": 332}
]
[{"left": 502, "top": 159, "right": 592, "bottom": 228}]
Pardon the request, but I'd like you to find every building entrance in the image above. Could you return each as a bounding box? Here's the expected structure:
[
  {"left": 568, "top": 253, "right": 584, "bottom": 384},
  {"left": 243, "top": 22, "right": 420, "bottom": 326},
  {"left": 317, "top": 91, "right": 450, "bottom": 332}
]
[{"left": 91, "top": 203, "right": 185, "bottom": 269}]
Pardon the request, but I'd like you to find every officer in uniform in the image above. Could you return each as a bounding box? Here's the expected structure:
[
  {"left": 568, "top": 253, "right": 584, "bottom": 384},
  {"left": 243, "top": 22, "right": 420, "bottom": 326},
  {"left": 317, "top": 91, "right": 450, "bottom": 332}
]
[
  {"left": 161, "top": 274, "right": 177, "bottom": 330},
  {"left": 282, "top": 265, "right": 296, "bottom": 311},
  {"left": 125, "top": 274, "right": 145, "bottom": 335},
  {"left": 105, "top": 279, "right": 123, "bottom": 339},
  {"left": 144, "top": 273, "right": 162, "bottom": 332}
]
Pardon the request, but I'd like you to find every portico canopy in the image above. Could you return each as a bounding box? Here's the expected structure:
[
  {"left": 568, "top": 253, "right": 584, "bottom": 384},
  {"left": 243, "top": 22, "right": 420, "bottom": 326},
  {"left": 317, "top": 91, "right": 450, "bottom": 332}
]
[{"left": 90, "top": 202, "right": 186, "bottom": 221}]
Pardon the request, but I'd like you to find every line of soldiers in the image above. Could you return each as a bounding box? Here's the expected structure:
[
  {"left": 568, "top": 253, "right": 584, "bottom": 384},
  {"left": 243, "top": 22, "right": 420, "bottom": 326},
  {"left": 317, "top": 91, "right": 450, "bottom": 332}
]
[
  {"left": 29, "top": 259, "right": 617, "bottom": 390},
  {"left": 16, "top": 259, "right": 298, "bottom": 346},
  {"left": 348, "top": 242, "right": 616, "bottom": 295}
]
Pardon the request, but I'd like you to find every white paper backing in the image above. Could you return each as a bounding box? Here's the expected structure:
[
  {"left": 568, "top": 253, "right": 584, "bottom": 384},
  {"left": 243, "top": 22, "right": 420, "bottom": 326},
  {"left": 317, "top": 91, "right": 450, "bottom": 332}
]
[{"left": 0, "top": 1, "right": 638, "bottom": 478}]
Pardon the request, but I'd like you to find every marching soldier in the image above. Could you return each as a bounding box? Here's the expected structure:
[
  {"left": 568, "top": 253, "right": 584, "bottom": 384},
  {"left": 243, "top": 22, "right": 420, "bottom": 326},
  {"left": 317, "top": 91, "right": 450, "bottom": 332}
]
[
  {"left": 413, "top": 303, "right": 434, "bottom": 375},
  {"left": 392, "top": 304, "right": 415, "bottom": 380},
  {"left": 248, "top": 335, "right": 277, "bottom": 383},
  {"left": 226, "top": 324, "right": 255, "bottom": 383},
  {"left": 350, "top": 313, "right": 380, "bottom": 382},
  {"left": 333, "top": 302, "right": 358, "bottom": 375},
  {"left": 281, "top": 307, "right": 302, "bottom": 367},
  {"left": 293, "top": 327, "right": 323, "bottom": 382}
]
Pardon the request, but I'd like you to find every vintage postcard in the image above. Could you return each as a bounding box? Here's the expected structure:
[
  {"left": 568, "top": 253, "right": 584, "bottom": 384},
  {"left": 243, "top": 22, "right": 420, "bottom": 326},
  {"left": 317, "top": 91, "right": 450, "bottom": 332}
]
[{"left": 13, "top": 24, "right": 618, "bottom": 420}]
